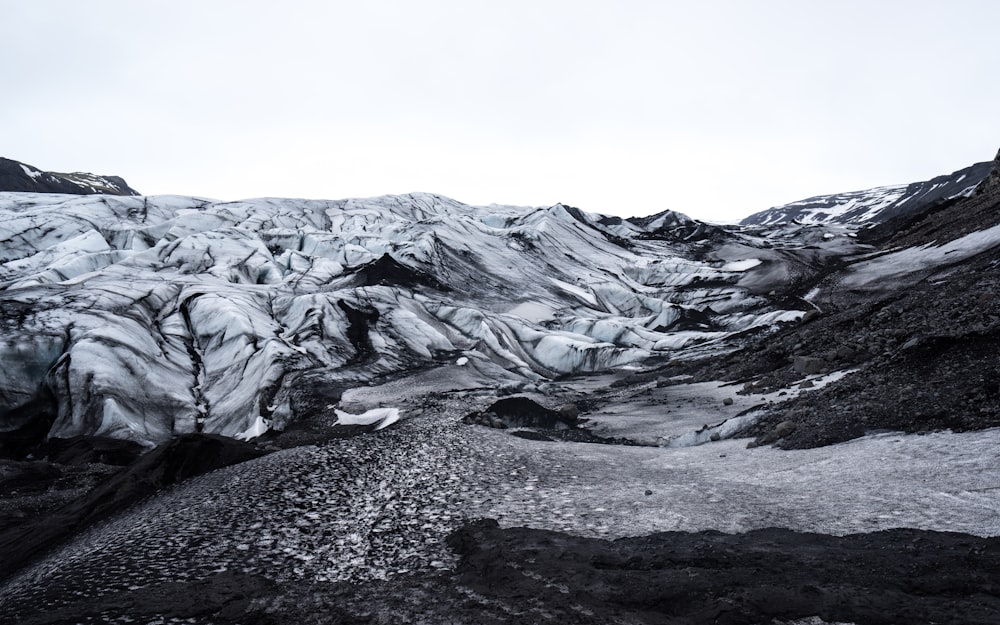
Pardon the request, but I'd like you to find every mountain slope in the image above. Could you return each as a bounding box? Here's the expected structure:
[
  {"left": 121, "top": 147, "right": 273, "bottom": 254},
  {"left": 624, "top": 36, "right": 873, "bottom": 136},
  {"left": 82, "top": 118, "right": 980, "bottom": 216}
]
[
  {"left": 741, "top": 159, "right": 992, "bottom": 226},
  {"left": 0, "top": 157, "right": 139, "bottom": 196},
  {"left": 686, "top": 149, "right": 1000, "bottom": 448}
]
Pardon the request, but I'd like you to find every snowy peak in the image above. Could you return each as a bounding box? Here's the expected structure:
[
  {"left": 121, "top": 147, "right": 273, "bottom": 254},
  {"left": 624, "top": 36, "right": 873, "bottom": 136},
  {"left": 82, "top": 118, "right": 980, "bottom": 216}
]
[
  {"left": 0, "top": 157, "right": 139, "bottom": 196},
  {"left": 741, "top": 159, "right": 992, "bottom": 226}
]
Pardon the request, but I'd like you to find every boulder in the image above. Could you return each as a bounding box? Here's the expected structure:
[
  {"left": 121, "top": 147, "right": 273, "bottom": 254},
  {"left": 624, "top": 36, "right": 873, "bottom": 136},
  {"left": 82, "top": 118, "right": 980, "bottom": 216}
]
[
  {"left": 774, "top": 420, "right": 797, "bottom": 438},
  {"left": 463, "top": 397, "right": 575, "bottom": 430},
  {"left": 793, "top": 356, "right": 825, "bottom": 375}
]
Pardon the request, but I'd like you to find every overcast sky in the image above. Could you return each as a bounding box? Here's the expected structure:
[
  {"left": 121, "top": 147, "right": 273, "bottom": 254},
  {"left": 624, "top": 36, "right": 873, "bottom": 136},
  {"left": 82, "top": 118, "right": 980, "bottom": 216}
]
[{"left": 2, "top": 1, "right": 998, "bottom": 222}]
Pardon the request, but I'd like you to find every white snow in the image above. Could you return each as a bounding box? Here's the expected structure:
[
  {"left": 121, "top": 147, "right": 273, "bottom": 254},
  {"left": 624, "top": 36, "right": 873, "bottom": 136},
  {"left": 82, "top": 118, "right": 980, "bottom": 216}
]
[
  {"left": 720, "top": 258, "right": 762, "bottom": 272},
  {"left": 843, "top": 222, "right": 1000, "bottom": 288},
  {"left": 333, "top": 407, "right": 402, "bottom": 430},
  {"left": 505, "top": 301, "right": 556, "bottom": 322},
  {"left": 19, "top": 164, "right": 43, "bottom": 180},
  {"left": 236, "top": 415, "right": 271, "bottom": 440}
]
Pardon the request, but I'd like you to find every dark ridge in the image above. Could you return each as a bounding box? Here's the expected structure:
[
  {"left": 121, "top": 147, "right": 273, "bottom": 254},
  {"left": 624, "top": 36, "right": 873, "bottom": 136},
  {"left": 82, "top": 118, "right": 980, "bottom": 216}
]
[
  {"left": 444, "top": 519, "right": 1000, "bottom": 625},
  {"left": 856, "top": 193, "right": 964, "bottom": 245},
  {"left": 871, "top": 159, "right": 993, "bottom": 223},
  {"left": 0, "top": 157, "right": 139, "bottom": 196},
  {"left": 0, "top": 434, "right": 266, "bottom": 581},
  {"left": 854, "top": 151, "right": 1000, "bottom": 250},
  {"left": 553, "top": 203, "right": 633, "bottom": 249},
  {"left": 556, "top": 203, "right": 591, "bottom": 226},
  {"left": 348, "top": 253, "right": 449, "bottom": 290},
  {"left": 741, "top": 159, "right": 992, "bottom": 227}
]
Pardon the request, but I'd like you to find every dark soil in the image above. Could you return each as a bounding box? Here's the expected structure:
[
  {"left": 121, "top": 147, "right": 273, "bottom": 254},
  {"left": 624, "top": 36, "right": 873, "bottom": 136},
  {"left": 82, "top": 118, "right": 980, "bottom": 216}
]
[
  {"left": 13, "top": 519, "right": 998, "bottom": 624},
  {"left": 0, "top": 434, "right": 266, "bottom": 581}
]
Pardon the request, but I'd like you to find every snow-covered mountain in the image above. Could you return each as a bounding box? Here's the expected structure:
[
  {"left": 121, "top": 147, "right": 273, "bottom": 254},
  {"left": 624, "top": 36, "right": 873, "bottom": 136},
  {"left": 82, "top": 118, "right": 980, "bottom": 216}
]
[
  {"left": 0, "top": 191, "right": 833, "bottom": 448},
  {"left": 0, "top": 157, "right": 139, "bottom": 196},
  {"left": 740, "top": 159, "right": 992, "bottom": 226}
]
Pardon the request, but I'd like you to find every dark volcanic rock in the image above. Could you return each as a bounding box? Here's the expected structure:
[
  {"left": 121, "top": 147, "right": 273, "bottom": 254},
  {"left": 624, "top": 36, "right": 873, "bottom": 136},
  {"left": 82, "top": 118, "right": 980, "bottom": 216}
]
[
  {"left": 348, "top": 252, "right": 449, "bottom": 290},
  {"left": 468, "top": 396, "right": 575, "bottom": 429},
  {"left": 10, "top": 570, "right": 278, "bottom": 625},
  {"left": 680, "top": 171, "right": 1000, "bottom": 448},
  {"left": 462, "top": 397, "right": 640, "bottom": 445},
  {"left": 21, "top": 518, "right": 996, "bottom": 624},
  {"left": 0, "top": 157, "right": 139, "bottom": 196},
  {"left": 41, "top": 436, "right": 145, "bottom": 466},
  {"left": 443, "top": 519, "right": 1000, "bottom": 625},
  {"left": 0, "top": 434, "right": 266, "bottom": 581}
]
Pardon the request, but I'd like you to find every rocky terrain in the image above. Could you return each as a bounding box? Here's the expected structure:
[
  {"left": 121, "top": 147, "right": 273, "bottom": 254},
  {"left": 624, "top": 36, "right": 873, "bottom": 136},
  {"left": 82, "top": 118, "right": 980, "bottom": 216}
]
[
  {"left": 740, "top": 159, "right": 991, "bottom": 226},
  {"left": 1, "top": 151, "right": 999, "bottom": 623},
  {"left": 0, "top": 158, "right": 139, "bottom": 197}
]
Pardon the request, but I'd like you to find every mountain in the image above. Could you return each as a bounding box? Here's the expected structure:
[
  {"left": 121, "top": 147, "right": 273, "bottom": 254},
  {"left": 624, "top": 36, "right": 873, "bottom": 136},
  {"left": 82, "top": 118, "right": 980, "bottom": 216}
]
[
  {"left": 2, "top": 151, "right": 1000, "bottom": 624},
  {"left": 0, "top": 157, "right": 139, "bottom": 196},
  {"left": 740, "top": 159, "right": 992, "bottom": 226}
]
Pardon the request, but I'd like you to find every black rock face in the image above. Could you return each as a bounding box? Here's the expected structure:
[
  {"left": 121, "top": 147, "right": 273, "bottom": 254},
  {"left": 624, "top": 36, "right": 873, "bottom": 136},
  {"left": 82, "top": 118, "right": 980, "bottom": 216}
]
[{"left": 0, "top": 157, "right": 139, "bottom": 195}]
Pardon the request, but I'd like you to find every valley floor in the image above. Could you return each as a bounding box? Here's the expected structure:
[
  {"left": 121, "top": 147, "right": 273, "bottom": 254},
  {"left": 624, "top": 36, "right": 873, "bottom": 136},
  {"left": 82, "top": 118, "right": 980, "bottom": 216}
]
[{"left": 1, "top": 375, "right": 999, "bottom": 624}]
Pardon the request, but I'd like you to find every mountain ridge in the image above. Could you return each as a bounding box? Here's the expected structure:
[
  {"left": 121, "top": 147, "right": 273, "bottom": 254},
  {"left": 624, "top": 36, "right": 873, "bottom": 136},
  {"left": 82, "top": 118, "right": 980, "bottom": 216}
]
[
  {"left": 740, "top": 159, "right": 992, "bottom": 227},
  {"left": 0, "top": 157, "right": 139, "bottom": 196}
]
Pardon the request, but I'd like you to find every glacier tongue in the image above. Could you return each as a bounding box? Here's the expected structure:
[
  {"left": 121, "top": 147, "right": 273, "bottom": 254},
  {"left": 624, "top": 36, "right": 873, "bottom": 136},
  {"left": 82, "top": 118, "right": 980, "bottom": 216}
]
[{"left": 0, "top": 192, "right": 819, "bottom": 445}]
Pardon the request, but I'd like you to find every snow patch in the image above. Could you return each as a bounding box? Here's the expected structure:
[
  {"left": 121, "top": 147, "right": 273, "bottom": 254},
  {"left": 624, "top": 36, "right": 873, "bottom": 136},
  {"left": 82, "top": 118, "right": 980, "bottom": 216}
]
[
  {"left": 334, "top": 408, "right": 402, "bottom": 430},
  {"left": 720, "top": 258, "right": 761, "bottom": 272},
  {"left": 236, "top": 415, "right": 270, "bottom": 440}
]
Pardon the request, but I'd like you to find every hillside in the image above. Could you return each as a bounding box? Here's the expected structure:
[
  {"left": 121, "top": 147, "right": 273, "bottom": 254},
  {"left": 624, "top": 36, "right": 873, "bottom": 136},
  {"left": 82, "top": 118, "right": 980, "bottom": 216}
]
[
  {"left": 740, "top": 159, "right": 992, "bottom": 226},
  {"left": 0, "top": 157, "right": 139, "bottom": 196}
]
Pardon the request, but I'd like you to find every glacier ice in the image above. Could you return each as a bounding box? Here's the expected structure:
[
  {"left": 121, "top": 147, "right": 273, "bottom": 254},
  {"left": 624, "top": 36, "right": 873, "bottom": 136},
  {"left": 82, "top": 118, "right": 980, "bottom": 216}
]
[{"left": 0, "top": 192, "right": 822, "bottom": 445}]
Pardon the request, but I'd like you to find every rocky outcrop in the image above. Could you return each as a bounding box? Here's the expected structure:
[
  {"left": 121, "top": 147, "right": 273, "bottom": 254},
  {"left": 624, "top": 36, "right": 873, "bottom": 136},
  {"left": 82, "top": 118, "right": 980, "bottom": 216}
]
[{"left": 0, "top": 157, "right": 138, "bottom": 196}]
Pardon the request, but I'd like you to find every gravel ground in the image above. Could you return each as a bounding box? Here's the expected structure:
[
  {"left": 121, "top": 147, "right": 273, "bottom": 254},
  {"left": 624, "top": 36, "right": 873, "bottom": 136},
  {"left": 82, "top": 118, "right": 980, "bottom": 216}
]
[{"left": 1, "top": 384, "right": 998, "bottom": 624}]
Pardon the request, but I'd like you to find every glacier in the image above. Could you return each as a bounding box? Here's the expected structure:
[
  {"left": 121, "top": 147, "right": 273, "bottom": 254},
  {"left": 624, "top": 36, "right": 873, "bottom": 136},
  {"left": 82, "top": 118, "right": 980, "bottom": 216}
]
[{"left": 0, "top": 191, "right": 854, "bottom": 446}]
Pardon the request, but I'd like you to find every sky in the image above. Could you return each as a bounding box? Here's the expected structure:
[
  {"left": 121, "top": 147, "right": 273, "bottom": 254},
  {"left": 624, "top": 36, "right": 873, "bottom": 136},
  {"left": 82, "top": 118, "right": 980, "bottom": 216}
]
[{"left": 2, "top": 1, "right": 998, "bottom": 223}]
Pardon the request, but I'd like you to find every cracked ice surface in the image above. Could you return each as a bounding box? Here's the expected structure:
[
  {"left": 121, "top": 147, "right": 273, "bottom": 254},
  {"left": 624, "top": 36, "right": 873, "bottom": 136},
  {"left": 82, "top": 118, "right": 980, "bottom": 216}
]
[{"left": 0, "top": 192, "right": 827, "bottom": 444}]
